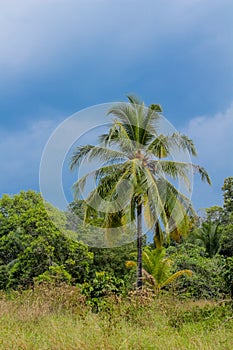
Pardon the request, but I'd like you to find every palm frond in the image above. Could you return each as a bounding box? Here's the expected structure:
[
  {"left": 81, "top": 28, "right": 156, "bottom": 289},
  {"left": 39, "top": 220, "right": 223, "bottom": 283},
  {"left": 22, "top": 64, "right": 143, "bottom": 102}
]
[
  {"left": 88, "top": 146, "right": 127, "bottom": 163},
  {"left": 143, "top": 167, "right": 169, "bottom": 232},
  {"left": 155, "top": 160, "right": 211, "bottom": 189},
  {"left": 153, "top": 160, "right": 192, "bottom": 191},
  {"left": 143, "top": 195, "right": 154, "bottom": 229},
  {"left": 71, "top": 144, "right": 128, "bottom": 172},
  {"left": 112, "top": 121, "right": 136, "bottom": 154},
  {"left": 99, "top": 124, "right": 122, "bottom": 146},
  {"left": 171, "top": 133, "right": 197, "bottom": 156},
  {"left": 149, "top": 103, "right": 162, "bottom": 112},
  {"left": 72, "top": 172, "right": 90, "bottom": 199},
  {"left": 139, "top": 107, "right": 160, "bottom": 146},
  {"left": 142, "top": 247, "right": 157, "bottom": 275},
  {"left": 86, "top": 162, "right": 134, "bottom": 216},
  {"left": 126, "top": 94, "right": 142, "bottom": 106},
  {"left": 107, "top": 103, "right": 137, "bottom": 140},
  {"left": 147, "top": 134, "right": 170, "bottom": 158},
  {"left": 193, "top": 165, "right": 212, "bottom": 184},
  {"left": 161, "top": 269, "right": 193, "bottom": 288},
  {"left": 161, "top": 176, "right": 194, "bottom": 211},
  {"left": 153, "top": 221, "right": 164, "bottom": 248},
  {"left": 94, "top": 163, "right": 125, "bottom": 182},
  {"left": 70, "top": 145, "right": 95, "bottom": 170},
  {"left": 161, "top": 178, "right": 194, "bottom": 236}
]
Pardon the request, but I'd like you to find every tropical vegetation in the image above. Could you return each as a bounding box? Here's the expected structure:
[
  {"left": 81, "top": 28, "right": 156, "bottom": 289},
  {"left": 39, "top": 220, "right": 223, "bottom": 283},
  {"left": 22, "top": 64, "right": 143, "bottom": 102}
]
[
  {"left": 70, "top": 96, "right": 211, "bottom": 288},
  {"left": 0, "top": 97, "right": 232, "bottom": 349},
  {"left": 126, "top": 246, "right": 192, "bottom": 293}
]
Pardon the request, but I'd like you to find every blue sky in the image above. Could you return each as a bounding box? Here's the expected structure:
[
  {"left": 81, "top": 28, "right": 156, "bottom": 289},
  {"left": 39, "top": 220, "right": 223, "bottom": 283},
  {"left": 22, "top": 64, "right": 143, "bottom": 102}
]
[{"left": 0, "top": 0, "right": 233, "bottom": 211}]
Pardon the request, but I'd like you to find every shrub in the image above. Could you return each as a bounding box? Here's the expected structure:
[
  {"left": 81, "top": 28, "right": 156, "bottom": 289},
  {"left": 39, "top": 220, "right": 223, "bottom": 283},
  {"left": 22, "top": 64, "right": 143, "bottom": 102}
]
[
  {"left": 80, "top": 271, "right": 126, "bottom": 311},
  {"left": 221, "top": 257, "right": 233, "bottom": 298},
  {"left": 167, "top": 243, "right": 227, "bottom": 299},
  {"left": 34, "top": 265, "right": 72, "bottom": 285}
]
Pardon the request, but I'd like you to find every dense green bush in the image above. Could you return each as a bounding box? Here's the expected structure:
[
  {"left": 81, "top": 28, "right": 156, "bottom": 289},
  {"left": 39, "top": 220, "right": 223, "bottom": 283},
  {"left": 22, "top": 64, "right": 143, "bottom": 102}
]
[
  {"left": 0, "top": 191, "right": 93, "bottom": 289},
  {"left": 80, "top": 271, "right": 126, "bottom": 311},
  {"left": 90, "top": 244, "right": 136, "bottom": 277},
  {"left": 34, "top": 265, "right": 72, "bottom": 285},
  {"left": 167, "top": 243, "right": 228, "bottom": 299},
  {"left": 219, "top": 224, "right": 233, "bottom": 257},
  {"left": 221, "top": 257, "right": 233, "bottom": 298}
]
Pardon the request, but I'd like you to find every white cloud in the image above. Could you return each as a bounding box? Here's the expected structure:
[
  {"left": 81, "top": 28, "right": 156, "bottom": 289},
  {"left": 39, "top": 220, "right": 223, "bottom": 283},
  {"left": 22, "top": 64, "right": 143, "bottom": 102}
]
[
  {"left": 184, "top": 103, "right": 233, "bottom": 208},
  {"left": 186, "top": 103, "right": 233, "bottom": 171},
  {"left": 0, "top": 0, "right": 232, "bottom": 76}
]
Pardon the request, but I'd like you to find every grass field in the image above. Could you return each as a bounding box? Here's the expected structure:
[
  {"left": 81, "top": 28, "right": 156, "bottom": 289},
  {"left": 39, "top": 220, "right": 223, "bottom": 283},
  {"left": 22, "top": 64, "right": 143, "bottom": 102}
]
[{"left": 0, "top": 285, "right": 232, "bottom": 350}]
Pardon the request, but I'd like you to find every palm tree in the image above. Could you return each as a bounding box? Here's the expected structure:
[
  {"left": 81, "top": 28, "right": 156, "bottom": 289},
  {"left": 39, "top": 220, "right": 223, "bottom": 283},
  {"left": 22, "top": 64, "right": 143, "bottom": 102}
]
[
  {"left": 70, "top": 96, "right": 211, "bottom": 288},
  {"left": 194, "top": 221, "right": 221, "bottom": 258},
  {"left": 126, "top": 246, "right": 192, "bottom": 293}
]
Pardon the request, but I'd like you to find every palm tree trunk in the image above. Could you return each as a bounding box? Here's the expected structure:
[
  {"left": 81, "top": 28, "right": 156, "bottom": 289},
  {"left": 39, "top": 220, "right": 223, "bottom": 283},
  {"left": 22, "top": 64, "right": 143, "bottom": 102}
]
[{"left": 136, "top": 202, "right": 143, "bottom": 289}]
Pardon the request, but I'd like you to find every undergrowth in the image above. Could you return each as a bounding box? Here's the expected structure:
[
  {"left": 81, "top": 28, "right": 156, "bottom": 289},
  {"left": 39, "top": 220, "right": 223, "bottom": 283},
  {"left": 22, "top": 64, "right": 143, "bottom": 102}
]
[{"left": 0, "top": 284, "right": 232, "bottom": 350}]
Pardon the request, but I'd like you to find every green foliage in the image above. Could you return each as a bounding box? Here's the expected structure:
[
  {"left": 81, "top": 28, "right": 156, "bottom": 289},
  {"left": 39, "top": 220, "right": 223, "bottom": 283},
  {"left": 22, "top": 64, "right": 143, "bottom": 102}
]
[
  {"left": 0, "top": 191, "right": 93, "bottom": 290},
  {"left": 67, "top": 200, "right": 129, "bottom": 248},
  {"left": 127, "top": 247, "right": 192, "bottom": 292},
  {"left": 81, "top": 271, "right": 125, "bottom": 298},
  {"left": 219, "top": 224, "right": 233, "bottom": 257},
  {"left": 188, "top": 178, "right": 233, "bottom": 258},
  {"left": 8, "top": 236, "right": 54, "bottom": 288},
  {"left": 205, "top": 206, "right": 224, "bottom": 224},
  {"left": 80, "top": 271, "right": 125, "bottom": 311},
  {"left": 51, "top": 233, "right": 93, "bottom": 284},
  {"left": 34, "top": 265, "right": 72, "bottom": 285},
  {"left": 0, "top": 228, "right": 26, "bottom": 265},
  {"left": 1, "top": 175, "right": 232, "bottom": 305},
  {"left": 222, "top": 177, "right": 233, "bottom": 223},
  {"left": 0, "top": 191, "right": 41, "bottom": 237},
  {"left": 90, "top": 243, "right": 137, "bottom": 283},
  {"left": 167, "top": 243, "right": 227, "bottom": 299},
  {"left": 193, "top": 221, "right": 222, "bottom": 258},
  {"left": 221, "top": 257, "right": 233, "bottom": 298}
]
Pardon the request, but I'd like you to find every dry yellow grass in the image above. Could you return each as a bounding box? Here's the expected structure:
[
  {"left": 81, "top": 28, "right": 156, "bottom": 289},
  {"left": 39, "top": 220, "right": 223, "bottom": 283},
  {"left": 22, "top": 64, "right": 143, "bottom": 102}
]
[{"left": 0, "top": 285, "right": 232, "bottom": 350}]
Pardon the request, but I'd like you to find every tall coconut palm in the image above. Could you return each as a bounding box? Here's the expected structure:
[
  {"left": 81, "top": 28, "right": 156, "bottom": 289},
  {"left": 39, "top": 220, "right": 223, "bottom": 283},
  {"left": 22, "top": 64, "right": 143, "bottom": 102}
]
[{"left": 70, "top": 96, "right": 211, "bottom": 288}]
